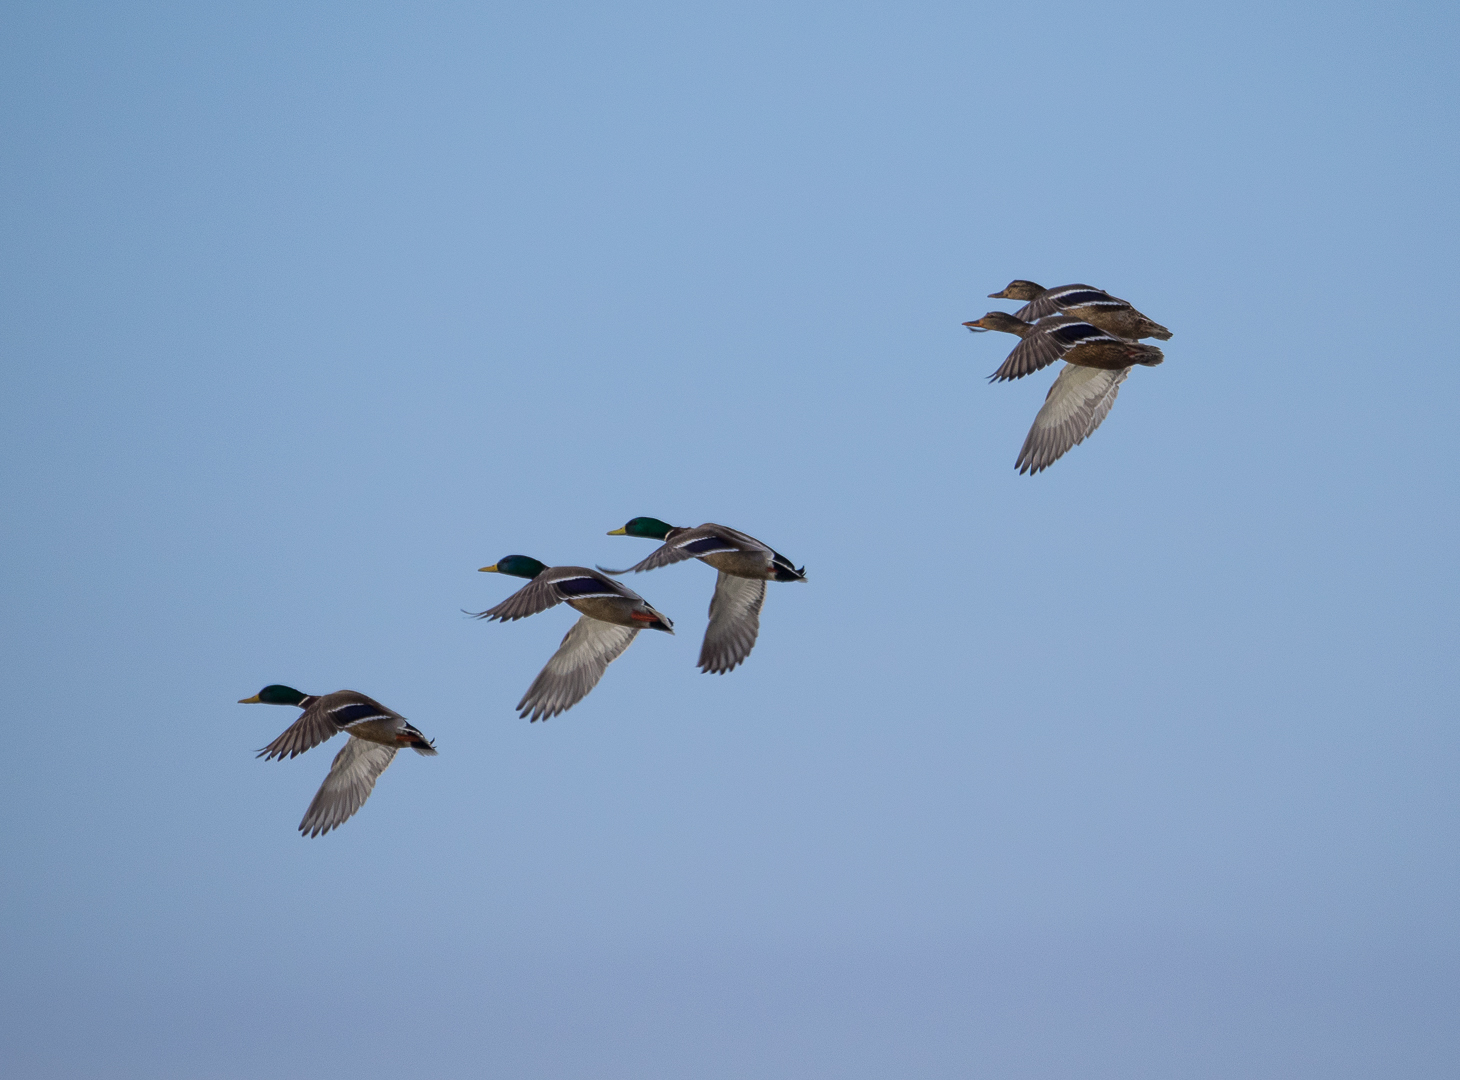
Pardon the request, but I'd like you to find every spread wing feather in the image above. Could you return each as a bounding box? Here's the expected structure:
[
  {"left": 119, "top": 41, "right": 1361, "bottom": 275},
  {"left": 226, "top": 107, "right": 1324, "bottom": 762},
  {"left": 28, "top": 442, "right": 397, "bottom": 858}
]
[
  {"left": 516, "top": 616, "right": 639, "bottom": 721},
  {"left": 1012, "top": 284, "right": 1110, "bottom": 322},
  {"left": 699, "top": 573, "right": 766, "bottom": 675},
  {"left": 474, "top": 567, "right": 631, "bottom": 621},
  {"left": 603, "top": 525, "right": 762, "bottom": 575},
  {"left": 990, "top": 317, "right": 1116, "bottom": 382},
  {"left": 1015, "top": 364, "right": 1130, "bottom": 475},
  {"left": 1012, "top": 296, "right": 1059, "bottom": 322},
  {"left": 258, "top": 698, "right": 345, "bottom": 760},
  {"left": 298, "top": 738, "right": 397, "bottom": 838},
  {"left": 989, "top": 326, "right": 1068, "bottom": 381}
]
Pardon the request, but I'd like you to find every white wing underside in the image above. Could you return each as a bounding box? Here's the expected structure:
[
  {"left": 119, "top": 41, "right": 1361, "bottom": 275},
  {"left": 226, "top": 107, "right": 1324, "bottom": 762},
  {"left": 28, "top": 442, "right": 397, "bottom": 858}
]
[
  {"left": 517, "top": 616, "right": 639, "bottom": 721},
  {"left": 699, "top": 573, "right": 766, "bottom": 674},
  {"left": 298, "top": 737, "right": 397, "bottom": 838},
  {"left": 1013, "top": 296, "right": 1059, "bottom": 321},
  {"left": 1016, "top": 364, "right": 1129, "bottom": 475}
]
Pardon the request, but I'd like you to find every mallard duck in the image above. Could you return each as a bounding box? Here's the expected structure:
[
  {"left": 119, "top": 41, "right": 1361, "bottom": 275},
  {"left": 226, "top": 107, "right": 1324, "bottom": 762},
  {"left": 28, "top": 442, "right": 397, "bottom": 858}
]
[
  {"left": 238, "top": 685, "right": 436, "bottom": 837},
  {"left": 472, "top": 556, "right": 673, "bottom": 720},
  {"left": 603, "top": 519, "right": 806, "bottom": 674},
  {"left": 964, "top": 313, "right": 1161, "bottom": 474},
  {"left": 963, "top": 311, "right": 1164, "bottom": 382},
  {"left": 988, "top": 280, "right": 1172, "bottom": 341}
]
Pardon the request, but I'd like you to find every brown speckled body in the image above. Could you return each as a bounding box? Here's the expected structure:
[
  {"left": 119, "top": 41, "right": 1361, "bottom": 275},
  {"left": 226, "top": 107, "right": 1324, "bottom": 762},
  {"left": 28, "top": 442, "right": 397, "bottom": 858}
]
[
  {"left": 1064, "top": 340, "right": 1165, "bottom": 371},
  {"left": 1062, "top": 306, "right": 1171, "bottom": 342}
]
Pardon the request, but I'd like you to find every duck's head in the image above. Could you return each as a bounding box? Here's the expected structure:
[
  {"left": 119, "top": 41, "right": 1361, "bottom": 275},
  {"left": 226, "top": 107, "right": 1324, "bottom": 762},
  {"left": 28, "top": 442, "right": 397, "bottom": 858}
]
[
  {"left": 963, "top": 311, "right": 1030, "bottom": 335},
  {"left": 988, "top": 279, "right": 1044, "bottom": 300},
  {"left": 607, "top": 517, "right": 675, "bottom": 540},
  {"left": 239, "top": 684, "right": 308, "bottom": 706},
  {"left": 479, "top": 555, "right": 549, "bottom": 579}
]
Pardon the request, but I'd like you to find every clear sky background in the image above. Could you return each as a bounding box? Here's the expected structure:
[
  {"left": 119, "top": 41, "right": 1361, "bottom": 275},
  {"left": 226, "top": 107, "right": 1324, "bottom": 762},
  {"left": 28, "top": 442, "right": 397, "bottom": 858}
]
[{"left": 3, "top": 2, "right": 1458, "bottom": 1077}]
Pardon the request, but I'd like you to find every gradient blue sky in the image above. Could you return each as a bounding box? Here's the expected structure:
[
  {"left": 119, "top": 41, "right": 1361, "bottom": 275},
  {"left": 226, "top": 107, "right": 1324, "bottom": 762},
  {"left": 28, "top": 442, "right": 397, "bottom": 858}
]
[{"left": 3, "top": 2, "right": 1458, "bottom": 1077}]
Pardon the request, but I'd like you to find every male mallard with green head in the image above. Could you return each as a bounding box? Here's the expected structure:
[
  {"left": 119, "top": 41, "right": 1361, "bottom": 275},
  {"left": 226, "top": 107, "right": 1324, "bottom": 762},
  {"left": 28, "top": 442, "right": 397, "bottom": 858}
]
[
  {"left": 238, "top": 685, "right": 436, "bottom": 837},
  {"left": 603, "top": 519, "right": 806, "bottom": 674},
  {"left": 988, "top": 280, "right": 1172, "bottom": 341},
  {"left": 472, "top": 556, "right": 673, "bottom": 721}
]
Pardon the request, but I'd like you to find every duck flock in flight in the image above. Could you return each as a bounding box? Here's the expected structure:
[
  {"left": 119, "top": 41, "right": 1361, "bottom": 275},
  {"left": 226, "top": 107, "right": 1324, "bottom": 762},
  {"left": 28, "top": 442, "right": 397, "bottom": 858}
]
[
  {"left": 965, "top": 280, "right": 1171, "bottom": 474},
  {"left": 239, "top": 278, "right": 1172, "bottom": 835}
]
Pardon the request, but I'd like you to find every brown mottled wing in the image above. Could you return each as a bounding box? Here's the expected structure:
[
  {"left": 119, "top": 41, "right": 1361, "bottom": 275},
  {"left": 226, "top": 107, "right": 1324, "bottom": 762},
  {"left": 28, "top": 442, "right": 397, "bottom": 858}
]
[
  {"left": 1015, "top": 364, "right": 1130, "bottom": 475},
  {"left": 1011, "top": 284, "right": 1110, "bottom": 322},
  {"left": 989, "top": 327, "right": 1067, "bottom": 381},
  {"left": 1012, "top": 297, "right": 1056, "bottom": 322},
  {"left": 298, "top": 738, "right": 397, "bottom": 838},
  {"left": 699, "top": 572, "right": 766, "bottom": 675},
  {"left": 990, "top": 317, "right": 1118, "bottom": 382},
  {"left": 516, "top": 616, "right": 640, "bottom": 721}
]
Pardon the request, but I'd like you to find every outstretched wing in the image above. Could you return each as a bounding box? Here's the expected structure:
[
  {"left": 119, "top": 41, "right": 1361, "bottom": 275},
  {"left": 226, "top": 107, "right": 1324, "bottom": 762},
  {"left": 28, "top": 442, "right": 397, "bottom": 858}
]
[
  {"left": 298, "top": 738, "right": 397, "bottom": 837},
  {"left": 601, "top": 526, "right": 747, "bottom": 575},
  {"left": 699, "top": 572, "right": 766, "bottom": 675},
  {"left": 516, "top": 616, "right": 639, "bottom": 721},
  {"left": 1011, "top": 284, "right": 1112, "bottom": 322},
  {"left": 1015, "top": 364, "right": 1129, "bottom": 475},
  {"left": 258, "top": 702, "right": 340, "bottom": 760},
  {"left": 473, "top": 566, "right": 631, "bottom": 621},
  {"left": 989, "top": 317, "right": 1117, "bottom": 382},
  {"left": 260, "top": 691, "right": 402, "bottom": 760},
  {"left": 1011, "top": 297, "right": 1056, "bottom": 322}
]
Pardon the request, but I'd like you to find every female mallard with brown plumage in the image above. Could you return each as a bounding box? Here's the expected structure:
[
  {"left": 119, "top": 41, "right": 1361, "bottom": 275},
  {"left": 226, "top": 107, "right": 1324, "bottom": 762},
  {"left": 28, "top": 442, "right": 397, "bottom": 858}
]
[
  {"left": 963, "top": 312, "right": 1164, "bottom": 475},
  {"left": 963, "top": 310, "right": 1164, "bottom": 382},
  {"left": 603, "top": 518, "right": 806, "bottom": 674},
  {"left": 238, "top": 685, "right": 436, "bottom": 837},
  {"left": 988, "top": 280, "right": 1172, "bottom": 341},
  {"left": 472, "top": 556, "right": 673, "bottom": 721}
]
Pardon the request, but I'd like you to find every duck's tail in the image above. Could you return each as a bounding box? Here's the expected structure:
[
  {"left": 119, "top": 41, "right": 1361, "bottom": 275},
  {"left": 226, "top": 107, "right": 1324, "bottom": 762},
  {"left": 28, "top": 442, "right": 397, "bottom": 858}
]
[
  {"left": 632, "top": 606, "right": 675, "bottom": 633},
  {"left": 403, "top": 723, "right": 438, "bottom": 755},
  {"left": 770, "top": 549, "right": 806, "bottom": 582}
]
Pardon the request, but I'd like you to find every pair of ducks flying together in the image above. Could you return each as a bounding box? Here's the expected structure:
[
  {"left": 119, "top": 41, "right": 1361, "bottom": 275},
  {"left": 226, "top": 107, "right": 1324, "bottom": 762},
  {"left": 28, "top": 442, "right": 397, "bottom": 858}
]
[
  {"left": 238, "top": 517, "right": 807, "bottom": 836},
  {"left": 475, "top": 516, "right": 807, "bottom": 720},
  {"left": 966, "top": 280, "right": 1173, "bottom": 474}
]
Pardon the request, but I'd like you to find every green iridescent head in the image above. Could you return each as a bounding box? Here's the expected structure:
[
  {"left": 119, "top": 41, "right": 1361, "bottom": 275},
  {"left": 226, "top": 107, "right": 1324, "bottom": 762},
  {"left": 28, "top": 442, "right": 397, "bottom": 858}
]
[
  {"left": 479, "top": 555, "right": 548, "bottom": 579},
  {"left": 607, "top": 517, "right": 675, "bottom": 540},
  {"left": 238, "top": 684, "right": 308, "bottom": 706}
]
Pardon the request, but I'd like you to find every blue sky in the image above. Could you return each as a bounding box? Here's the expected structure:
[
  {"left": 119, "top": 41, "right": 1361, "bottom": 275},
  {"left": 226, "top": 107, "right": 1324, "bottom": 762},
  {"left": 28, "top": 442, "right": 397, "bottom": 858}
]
[{"left": 2, "top": 2, "right": 1458, "bottom": 1077}]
